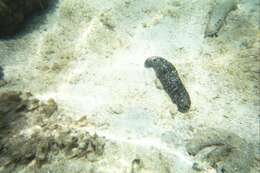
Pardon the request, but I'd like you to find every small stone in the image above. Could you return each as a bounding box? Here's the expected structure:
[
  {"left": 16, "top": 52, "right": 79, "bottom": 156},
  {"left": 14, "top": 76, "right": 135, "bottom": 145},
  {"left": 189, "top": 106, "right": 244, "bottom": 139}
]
[
  {"left": 71, "top": 148, "right": 80, "bottom": 157},
  {"left": 0, "top": 80, "right": 7, "bottom": 87},
  {"left": 0, "top": 66, "right": 4, "bottom": 80},
  {"left": 0, "top": 91, "right": 22, "bottom": 114},
  {"left": 169, "top": 107, "right": 177, "bottom": 118},
  {"left": 27, "top": 159, "right": 37, "bottom": 170},
  {"left": 40, "top": 99, "right": 58, "bottom": 117},
  {"left": 192, "top": 162, "right": 203, "bottom": 171},
  {"left": 99, "top": 12, "right": 115, "bottom": 31},
  {"left": 86, "top": 142, "right": 95, "bottom": 153},
  {"left": 78, "top": 142, "right": 86, "bottom": 150},
  {"left": 0, "top": 166, "right": 4, "bottom": 172},
  {"left": 131, "top": 158, "right": 143, "bottom": 173},
  {"left": 109, "top": 104, "right": 124, "bottom": 114},
  {"left": 27, "top": 99, "right": 40, "bottom": 111},
  {"left": 52, "top": 62, "right": 64, "bottom": 71},
  {"left": 142, "top": 23, "right": 148, "bottom": 28},
  {"left": 86, "top": 152, "right": 97, "bottom": 162},
  {"left": 36, "top": 141, "right": 48, "bottom": 161},
  {"left": 94, "top": 138, "right": 105, "bottom": 156}
]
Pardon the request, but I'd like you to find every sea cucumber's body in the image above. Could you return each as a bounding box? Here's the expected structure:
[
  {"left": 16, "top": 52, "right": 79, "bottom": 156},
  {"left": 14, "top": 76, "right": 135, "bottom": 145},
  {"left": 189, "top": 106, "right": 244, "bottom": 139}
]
[
  {"left": 145, "top": 57, "right": 191, "bottom": 113},
  {"left": 205, "top": 0, "right": 238, "bottom": 37}
]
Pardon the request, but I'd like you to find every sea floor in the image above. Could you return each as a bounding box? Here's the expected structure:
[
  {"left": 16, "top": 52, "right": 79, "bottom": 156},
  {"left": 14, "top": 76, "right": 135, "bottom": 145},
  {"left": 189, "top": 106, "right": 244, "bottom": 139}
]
[{"left": 0, "top": 0, "right": 259, "bottom": 173}]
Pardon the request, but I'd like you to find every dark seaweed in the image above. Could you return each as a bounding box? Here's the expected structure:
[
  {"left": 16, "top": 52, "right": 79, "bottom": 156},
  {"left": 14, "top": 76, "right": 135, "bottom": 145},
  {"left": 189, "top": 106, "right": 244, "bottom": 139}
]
[
  {"left": 145, "top": 57, "right": 191, "bottom": 113},
  {"left": 0, "top": 66, "right": 4, "bottom": 80}
]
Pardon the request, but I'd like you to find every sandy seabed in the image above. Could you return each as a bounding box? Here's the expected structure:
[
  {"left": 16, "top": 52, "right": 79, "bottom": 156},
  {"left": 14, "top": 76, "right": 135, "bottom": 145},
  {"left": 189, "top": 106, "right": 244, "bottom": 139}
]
[{"left": 0, "top": 0, "right": 259, "bottom": 173}]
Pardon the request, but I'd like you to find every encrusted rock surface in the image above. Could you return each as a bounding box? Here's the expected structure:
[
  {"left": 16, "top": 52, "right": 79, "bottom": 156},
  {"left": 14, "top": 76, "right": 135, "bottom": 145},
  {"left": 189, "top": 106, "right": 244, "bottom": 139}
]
[
  {"left": 186, "top": 128, "right": 255, "bottom": 173},
  {"left": 204, "top": 0, "right": 238, "bottom": 37},
  {"left": 0, "top": 66, "right": 3, "bottom": 80},
  {"left": 0, "top": 91, "right": 106, "bottom": 172}
]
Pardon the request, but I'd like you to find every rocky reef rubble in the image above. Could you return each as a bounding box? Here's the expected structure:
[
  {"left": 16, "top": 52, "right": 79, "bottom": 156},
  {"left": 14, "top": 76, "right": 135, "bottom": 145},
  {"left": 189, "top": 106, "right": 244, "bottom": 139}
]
[
  {"left": 0, "top": 0, "right": 51, "bottom": 36},
  {"left": 0, "top": 66, "right": 6, "bottom": 87},
  {"left": 0, "top": 91, "right": 105, "bottom": 172},
  {"left": 186, "top": 128, "right": 255, "bottom": 173},
  {"left": 0, "top": 66, "right": 3, "bottom": 80}
]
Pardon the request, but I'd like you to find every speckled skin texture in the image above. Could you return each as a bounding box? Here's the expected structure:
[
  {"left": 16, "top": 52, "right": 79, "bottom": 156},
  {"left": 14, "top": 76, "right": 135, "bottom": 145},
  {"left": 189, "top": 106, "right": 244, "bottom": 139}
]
[{"left": 145, "top": 57, "right": 191, "bottom": 113}]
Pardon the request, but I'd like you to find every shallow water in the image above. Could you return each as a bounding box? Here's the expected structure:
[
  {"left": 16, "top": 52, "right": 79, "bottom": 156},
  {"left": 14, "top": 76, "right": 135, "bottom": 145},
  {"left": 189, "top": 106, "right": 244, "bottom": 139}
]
[{"left": 0, "top": 0, "right": 259, "bottom": 173}]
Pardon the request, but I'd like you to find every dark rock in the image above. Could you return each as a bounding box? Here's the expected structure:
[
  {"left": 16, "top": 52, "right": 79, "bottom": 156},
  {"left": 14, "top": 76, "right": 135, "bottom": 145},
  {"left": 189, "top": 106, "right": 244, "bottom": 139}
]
[
  {"left": 0, "top": 91, "right": 27, "bottom": 131},
  {"left": 0, "top": 91, "right": 22, "bottom": 115},
  {"left": 0, "top": 66, "right": 3, "bottom": 80},
  {"left": 131, "top": 158, "right": 143, "bottom": 173},
  {"left": 39, "top": 98, "right": 57, "bottom": 117},
  {"left": 0, "top": 90, "right": 105, "bottom": 171},
  {"left": 0, "top": 0, "right": 51, "bottom": 37},
  {"left": 186, "top": 128, "right": 254, "bottom": 173}
]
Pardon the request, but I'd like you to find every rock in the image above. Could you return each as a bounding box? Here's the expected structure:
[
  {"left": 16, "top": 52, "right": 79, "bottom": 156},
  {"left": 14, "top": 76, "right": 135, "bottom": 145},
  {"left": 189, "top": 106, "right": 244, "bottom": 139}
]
[
  {"left": 0, "top": 91, "right": 26, "bottom": 130},
  {"left": 0, "top": 80, "right": 7, "bottom": 87},
  {"left": 0, "top": 66, "right": 4, "bottom": 80},
  {"left": 169, "top": 107, "right": 177, "bottom": 118},
  {"left": 39, "top": 98, "right": 58, "bottom": 117},
  {"left": 0, "top": 91, "right": 22, "bottom": 114},
  {"left": 0, "top": 0, "right": 51, "bottom": 37},
  {"left": 91, "top": 134, "right": 105, "bottom": 156},
  {"left": 99, "top": 11, "right": 115, "bottom": 31},
  {"left": 109, "top": 104, "right": 124, "bottom": 115},
  {"left": 35, "top": 138, "right": 50, "bottom": 163},
  {"left": 1, "top": 127, "right": 106, "bottom": 168},
  {"left": 131, "top": 158, "right": 143, "bottom": 173},
  {"left": 0, "top": 90, "right": 106, "bottom": 172},
  {"left": 0, "top": 91, "right": 43, "bottom": 130},
  {"left": 27, "top": 159, "right": 37, "bottom": 170},
  {"left": 1, "top": 135, "right": 36, "bottom": 165},
  {"left": 192, "top": 162, "right": 204, "bottom": 171},
  {"left": 78, "top": 142, "right": 86, "bottom": 150},
  {"left": 205, "top": 0, "right": 238, "bottom": 37},
  {"left": 86, "top": 152, "right": 97, "bottom": 162},
  {"left": 186, "top": 128, "right": 255, "bottom": 173},
  {"left": 27, "top": 98, "right": 40, "bottom": 111},
  {"left": 71, "top": 148, "right": 81, "bottom": 158},
  {"left": 0, "top": 113, "right": 3, "bottom": 129}
]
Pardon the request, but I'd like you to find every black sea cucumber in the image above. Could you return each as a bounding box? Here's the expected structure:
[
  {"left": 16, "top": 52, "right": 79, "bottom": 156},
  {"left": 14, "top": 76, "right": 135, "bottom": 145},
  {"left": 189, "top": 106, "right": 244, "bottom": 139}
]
[{"left": 145, "top": 56, "right": 191, "bottom": 113}]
